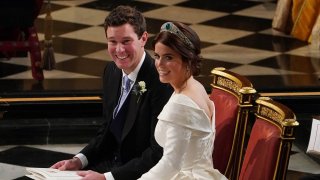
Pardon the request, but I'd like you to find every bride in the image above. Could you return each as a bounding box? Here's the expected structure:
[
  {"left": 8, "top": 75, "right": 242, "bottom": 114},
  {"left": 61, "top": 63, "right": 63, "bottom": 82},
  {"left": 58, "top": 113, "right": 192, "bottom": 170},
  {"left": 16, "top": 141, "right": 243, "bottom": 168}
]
[{"left": 138, "top": 22, "right": 227, "bottom": 180}]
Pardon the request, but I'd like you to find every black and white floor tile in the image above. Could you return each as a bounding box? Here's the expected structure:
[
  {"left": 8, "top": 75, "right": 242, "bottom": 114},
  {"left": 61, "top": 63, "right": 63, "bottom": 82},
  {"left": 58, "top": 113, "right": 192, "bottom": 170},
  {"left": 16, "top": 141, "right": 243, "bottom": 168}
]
[
  {"left": 0, "top": 144, "right": 319, "bottom": 180},
  {"left": 0, "top": 0, "right": 319, "bottom": 179},
  {"left": 0, "top": 0, "right": 319, "bottom": 93}
]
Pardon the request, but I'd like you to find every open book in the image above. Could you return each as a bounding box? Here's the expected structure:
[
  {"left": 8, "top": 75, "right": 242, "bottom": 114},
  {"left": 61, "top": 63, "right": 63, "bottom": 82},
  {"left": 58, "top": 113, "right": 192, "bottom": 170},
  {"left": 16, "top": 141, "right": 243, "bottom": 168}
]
[
  {"left": 307, "top": 117, "right": 320, "bottom": 158},
  {"left": 26, "top": 167, "right": 82, "bottom": 180}
]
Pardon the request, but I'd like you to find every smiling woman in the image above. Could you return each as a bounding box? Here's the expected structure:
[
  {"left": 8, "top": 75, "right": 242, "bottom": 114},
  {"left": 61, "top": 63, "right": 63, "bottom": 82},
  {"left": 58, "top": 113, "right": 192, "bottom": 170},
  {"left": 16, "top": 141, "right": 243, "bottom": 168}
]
[
  {"left": 1, "top": 1, "right": 320, "bottom": 179},
  {"left": 138, "top": 21, "right": 227, "bottom": 180}
]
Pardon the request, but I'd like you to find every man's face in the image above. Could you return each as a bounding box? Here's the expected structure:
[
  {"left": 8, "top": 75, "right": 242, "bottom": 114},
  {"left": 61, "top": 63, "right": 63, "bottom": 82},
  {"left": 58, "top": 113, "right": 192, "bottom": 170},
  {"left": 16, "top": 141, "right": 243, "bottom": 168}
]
[{"left": 106, "top": 23, "right": 147, "bottom": 74}]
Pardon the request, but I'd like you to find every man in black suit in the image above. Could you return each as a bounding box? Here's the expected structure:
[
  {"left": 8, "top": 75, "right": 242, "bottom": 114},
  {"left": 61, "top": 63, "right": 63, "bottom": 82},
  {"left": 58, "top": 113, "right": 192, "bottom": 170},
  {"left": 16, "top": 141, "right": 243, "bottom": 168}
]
[{"left": 51, "top": 5, "right": 172, "bottom": 180}]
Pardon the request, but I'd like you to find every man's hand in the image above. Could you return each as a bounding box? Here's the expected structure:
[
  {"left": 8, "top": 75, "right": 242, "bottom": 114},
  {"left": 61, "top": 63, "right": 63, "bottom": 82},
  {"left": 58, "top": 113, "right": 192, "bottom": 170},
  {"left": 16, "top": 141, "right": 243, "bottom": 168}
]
[
  {"left": 77, "top": 170, "right": 106, "bottom": 180},
  {"left": 50, "top": 157, "right": 82, "bottom": 171}
]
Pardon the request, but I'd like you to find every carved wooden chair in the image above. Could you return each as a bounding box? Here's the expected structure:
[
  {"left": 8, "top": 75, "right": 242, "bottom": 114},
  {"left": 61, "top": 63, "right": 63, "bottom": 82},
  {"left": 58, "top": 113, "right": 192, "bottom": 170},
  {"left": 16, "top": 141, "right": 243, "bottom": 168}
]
[
  {"left": 239, "top": 97, "right": 299, "bottom": 180},
  {"left": 0, "top": 0, "right": 44, "bottom": 80},
  {"left": 210, "top": 67, "right": 256, "bottom": 179}
]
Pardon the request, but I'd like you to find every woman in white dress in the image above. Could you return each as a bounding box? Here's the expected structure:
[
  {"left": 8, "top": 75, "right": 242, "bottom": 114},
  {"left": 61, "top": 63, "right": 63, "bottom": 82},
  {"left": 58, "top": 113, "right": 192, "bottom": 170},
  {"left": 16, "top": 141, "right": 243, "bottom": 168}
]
[{"left": 138, "top": 22, "right": 227, "bottom": 180}]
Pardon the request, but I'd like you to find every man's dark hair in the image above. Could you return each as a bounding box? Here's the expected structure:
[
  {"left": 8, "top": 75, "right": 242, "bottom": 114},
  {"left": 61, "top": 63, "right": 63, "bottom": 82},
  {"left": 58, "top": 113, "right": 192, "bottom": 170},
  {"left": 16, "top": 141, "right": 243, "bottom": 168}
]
[{"left": 104, "top": 5, "right": 146, "bottom": 39}]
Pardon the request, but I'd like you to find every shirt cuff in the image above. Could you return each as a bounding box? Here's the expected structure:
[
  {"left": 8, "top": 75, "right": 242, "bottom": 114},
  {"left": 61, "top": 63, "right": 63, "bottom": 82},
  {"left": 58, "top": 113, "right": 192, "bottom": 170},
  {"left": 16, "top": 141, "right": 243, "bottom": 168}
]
[
  {"left": 105, "top": 172, "right": 115, "bottom": 180},
  {"left": 74, "top": 153, "right": 88, "bottom": 169}
]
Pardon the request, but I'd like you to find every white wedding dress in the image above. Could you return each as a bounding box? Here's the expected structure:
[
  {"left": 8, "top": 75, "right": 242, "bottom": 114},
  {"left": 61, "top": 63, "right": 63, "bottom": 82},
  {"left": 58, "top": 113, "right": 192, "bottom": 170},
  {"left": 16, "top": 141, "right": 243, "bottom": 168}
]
[{"left": 139, "top": 94, "right": 227, "bottom": 180}]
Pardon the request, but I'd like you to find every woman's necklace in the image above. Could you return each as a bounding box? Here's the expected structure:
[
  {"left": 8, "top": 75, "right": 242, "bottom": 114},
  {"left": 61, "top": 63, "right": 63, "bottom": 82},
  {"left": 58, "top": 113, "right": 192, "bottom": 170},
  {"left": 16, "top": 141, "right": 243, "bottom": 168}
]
[
  {"left": 175, "top": 76, "right": 192, "bottom": 93},
  {"left": 176, "top": 83, "right": 187, "bottom": 93}
]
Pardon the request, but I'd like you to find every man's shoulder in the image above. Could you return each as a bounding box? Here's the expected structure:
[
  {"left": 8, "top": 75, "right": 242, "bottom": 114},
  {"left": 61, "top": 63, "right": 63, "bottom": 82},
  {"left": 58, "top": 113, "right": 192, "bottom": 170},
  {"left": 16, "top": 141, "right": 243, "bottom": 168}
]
[
  {"left": 104, "top": 62, "right": 120, "bottom": 75},
  {"left": 139, "top": 55, "right": 157, "bottom": 77}
]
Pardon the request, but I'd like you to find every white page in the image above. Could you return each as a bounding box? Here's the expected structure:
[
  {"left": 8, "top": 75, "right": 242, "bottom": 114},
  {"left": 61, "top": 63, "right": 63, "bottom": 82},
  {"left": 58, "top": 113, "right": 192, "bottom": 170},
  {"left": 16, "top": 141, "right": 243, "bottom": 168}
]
[{"left": 307, "top": 118, "right": 320, "bottom": 158}]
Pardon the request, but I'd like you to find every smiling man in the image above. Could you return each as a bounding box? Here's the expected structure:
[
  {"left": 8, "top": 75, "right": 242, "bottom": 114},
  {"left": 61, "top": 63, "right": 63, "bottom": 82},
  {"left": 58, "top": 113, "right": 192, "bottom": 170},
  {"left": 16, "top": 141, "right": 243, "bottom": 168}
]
[{"left": 51, "top": 5, "right": 172, "bottom": 180}]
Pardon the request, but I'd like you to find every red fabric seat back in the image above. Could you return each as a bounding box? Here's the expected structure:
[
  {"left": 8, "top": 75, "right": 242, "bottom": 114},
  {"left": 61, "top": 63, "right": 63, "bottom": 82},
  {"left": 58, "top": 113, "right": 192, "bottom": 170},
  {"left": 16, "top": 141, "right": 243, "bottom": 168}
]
[
  {"left": 239, "top": 118, "right": 281, "bottom": 180},
  {"left": 210, "top": 88, "right": 239, "bottom": 173}
]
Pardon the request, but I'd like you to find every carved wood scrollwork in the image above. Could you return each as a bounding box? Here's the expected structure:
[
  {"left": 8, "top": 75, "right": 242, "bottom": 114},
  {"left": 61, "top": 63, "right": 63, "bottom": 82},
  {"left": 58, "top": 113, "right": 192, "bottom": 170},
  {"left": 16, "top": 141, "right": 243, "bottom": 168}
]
[
  {"left": 217, "top": 76, "right": 240, "bottom": 94},
  {"left": 260, "top": 106, "right": 283, "bottom": 123}
]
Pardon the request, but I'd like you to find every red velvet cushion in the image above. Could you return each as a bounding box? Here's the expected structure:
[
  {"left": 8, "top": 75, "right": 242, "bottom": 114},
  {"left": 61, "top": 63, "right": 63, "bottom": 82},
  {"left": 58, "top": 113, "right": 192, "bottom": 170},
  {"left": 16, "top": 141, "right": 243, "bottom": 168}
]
[
  {"left": 239, "top": 118, "right": 281, "bottom": 180},
  {"left": 210, "top": 88, "right": 239, "bottom": 173}
]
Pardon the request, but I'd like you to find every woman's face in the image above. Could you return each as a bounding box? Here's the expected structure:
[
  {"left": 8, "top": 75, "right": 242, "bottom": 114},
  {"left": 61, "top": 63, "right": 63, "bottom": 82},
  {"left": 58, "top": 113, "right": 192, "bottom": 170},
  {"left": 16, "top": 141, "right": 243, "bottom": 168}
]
[
  {"left": 106, "top": 23, "right": 147, "bottom": 74},
  {"left": 154, "top": 42, "right": 187, "bottom": 87}
]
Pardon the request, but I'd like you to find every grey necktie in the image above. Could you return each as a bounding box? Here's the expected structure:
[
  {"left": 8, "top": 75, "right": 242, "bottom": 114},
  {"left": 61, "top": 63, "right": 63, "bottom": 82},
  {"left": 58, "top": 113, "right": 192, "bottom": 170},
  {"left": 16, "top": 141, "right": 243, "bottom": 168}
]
[{"left": 113, "top": 75, "right": 131, "bottom": 118}]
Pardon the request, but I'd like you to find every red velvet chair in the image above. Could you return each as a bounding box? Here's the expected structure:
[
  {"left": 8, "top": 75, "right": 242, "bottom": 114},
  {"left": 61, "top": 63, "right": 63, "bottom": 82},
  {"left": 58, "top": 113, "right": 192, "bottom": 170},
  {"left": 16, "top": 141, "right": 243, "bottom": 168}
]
[
  {"left": 239, "top": 97, "right": 299, "bottom": 180},
  {"left": 0, "top": 0, "right": 44, "bottom": 80},
  {"left": 210, "top": 67, "right": 256, "bottom": 179}
]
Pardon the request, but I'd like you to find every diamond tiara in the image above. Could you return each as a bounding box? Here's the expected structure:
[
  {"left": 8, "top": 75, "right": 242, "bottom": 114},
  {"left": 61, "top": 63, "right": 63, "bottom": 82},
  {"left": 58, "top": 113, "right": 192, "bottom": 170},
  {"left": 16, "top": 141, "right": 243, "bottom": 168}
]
[{"left": 160, "top": 22, "right": 195, "bottom": 49}]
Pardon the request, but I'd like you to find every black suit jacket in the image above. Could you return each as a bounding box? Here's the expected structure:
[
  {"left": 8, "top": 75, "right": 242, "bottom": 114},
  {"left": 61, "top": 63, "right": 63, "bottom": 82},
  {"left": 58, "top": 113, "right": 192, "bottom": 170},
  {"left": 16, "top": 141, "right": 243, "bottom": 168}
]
[{"left": 80, "top": 53, "right": 172, "bottom": 179}]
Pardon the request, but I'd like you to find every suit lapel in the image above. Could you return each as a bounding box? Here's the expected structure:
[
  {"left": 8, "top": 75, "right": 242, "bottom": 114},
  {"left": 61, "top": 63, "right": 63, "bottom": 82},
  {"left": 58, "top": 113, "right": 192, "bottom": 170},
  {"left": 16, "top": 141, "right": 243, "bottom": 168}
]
[
  {"left": 121, "top": 55, "right": 151, "bottom": 141},
  {"left": 106, "top": 65, "right": 122, "bottom": 116},
  {"left": 121, "top": 93, "right": 139, "bottom": 140}
]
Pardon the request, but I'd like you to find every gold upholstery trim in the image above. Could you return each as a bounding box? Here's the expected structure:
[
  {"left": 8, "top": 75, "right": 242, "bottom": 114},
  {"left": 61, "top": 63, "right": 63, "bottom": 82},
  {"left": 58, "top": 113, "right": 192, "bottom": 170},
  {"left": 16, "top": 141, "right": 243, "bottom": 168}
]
[
  {"left": 217, "top": 76, "right": 240, "bottom": 94},
  {"left": 260, "top": 106, "right": 283, "bottom": 124},
  {"left": 239, "top": 87, "right": 257, "bottom": 94},
  {"left": 211, "top": 67, "right": 256, "bottom": 100},
  {"left": 256, "top": 97, "right": 299, "bottom": 138}
]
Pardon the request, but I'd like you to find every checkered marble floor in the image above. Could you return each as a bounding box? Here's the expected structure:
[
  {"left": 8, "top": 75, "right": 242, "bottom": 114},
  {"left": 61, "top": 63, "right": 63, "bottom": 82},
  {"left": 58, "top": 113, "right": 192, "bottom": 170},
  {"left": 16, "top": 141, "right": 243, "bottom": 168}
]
[
  {"left": 0, "top": 0, "right": 319, "bottom": 94},
  {"left": 0, "top": 0, "right": 320, "bottom": 179},
  {"left": 0, "top": 144, "right": 319, "bottom": 180}
]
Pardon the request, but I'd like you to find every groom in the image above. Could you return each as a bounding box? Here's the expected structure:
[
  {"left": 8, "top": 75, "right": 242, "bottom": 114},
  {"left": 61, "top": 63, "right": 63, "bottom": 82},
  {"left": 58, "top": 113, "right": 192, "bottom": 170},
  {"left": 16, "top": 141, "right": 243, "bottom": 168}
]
[{"left": 51, "top": 5, "right": 172, "bottom": 180}]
